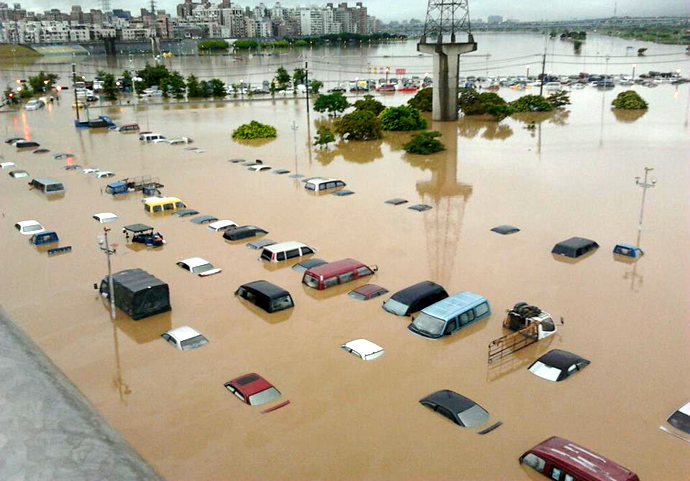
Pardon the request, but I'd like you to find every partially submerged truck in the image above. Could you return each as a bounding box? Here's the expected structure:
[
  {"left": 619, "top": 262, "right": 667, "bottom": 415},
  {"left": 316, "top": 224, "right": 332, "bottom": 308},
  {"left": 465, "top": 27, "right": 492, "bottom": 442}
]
[
  {"left": 488, "top": 302, "right": 557, "bottom": 364},
  {"left": 95, "top": 268, "right": 171, "bottom": 320}
]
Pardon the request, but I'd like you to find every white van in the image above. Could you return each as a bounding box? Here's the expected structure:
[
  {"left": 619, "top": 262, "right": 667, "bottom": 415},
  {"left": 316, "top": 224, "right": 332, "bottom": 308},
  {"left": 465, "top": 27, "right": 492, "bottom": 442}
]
[
  {"left": 139, "top": 133, "right": 165, "bottom": 142},
  {"left": 304, "top": 178, "right": 346, "bottom": 192},
  {"left": 260, "top": 241, "right": 316, "bottom": 262}
]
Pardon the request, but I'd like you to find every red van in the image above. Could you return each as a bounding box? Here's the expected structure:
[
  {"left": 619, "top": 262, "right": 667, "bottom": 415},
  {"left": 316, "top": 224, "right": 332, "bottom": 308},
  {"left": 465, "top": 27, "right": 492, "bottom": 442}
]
[
  {"left": 520, "top": 436, "right": 639, "bottom": 481},
  {"left": 302, "top": 258, "right": 376, "bottom": 290}
]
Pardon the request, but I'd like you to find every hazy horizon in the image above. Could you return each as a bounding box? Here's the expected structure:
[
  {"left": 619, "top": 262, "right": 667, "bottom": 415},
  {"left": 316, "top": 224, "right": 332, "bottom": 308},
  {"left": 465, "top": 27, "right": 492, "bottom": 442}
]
[{"left": 18, "top": 0, "right": 690, "bottom": 23}]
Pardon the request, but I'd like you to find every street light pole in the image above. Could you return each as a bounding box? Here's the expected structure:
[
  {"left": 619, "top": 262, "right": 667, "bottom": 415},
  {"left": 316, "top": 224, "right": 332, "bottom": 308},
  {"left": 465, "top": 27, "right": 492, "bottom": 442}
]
[{"left": 635, "top": 167, "right": 656, "bottom": 235}]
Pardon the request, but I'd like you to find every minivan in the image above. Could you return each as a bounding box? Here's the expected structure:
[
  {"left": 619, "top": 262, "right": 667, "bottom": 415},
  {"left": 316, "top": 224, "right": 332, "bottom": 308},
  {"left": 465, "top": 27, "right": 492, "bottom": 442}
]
[
  {"left": 29, "top": 177, "right": 65, "bottom": 194},
  {"left": 382, "top": 281, "right": 449, "bottom": 317},
  {"left": 144, "top": 197, "right": 186, "bottom": 213},
  {"left": 408, "top": 291, "right": 490, "bottom": 339},
  {"left": 139, "top": 133, "right": 165, "bottom": 142},
  {"left": 302, "top": 258, "right": 377, "bottom": 290},
  {"left": 260, "top": 241, "right": 316, "bottom": 263},
  {"left": 520, "top": 436, "right": 639, "bottom": 481},
  {"left": 304, "top": 178, "right": 346, "bottom": 192}
]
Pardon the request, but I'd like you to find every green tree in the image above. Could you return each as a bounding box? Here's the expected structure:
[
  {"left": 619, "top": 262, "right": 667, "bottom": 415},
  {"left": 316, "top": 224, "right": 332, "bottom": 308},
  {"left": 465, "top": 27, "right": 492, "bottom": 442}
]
[
  {"left": 611, "top": 90, "right": 648, "bottom": 110},
  {"left": 27, "top": 71, "right": 59, "bottom": 93},
  {"left": 379, "top": 105, "right": 428, "bottom": 131},
  {"left": 275, "top": 67, "right": 291, "bottom": 87},
  {"left": 310, "top": 79, "right": 323, "bottom": 94},
  {"left": 168, "top": 71, "right": 186, "bottom": 99},
  {"left": 334, "top": 110, "right": 382, "bottom": 140},
  {"left": 121, "top": 70, "right": 133, "bottom": 90},
  {"left": 232, "top": 121, "right": 277, "bottom": 139},
  {"left": 209, "top": 78, "right": 226, "bottom": 97},
  {"left": 408, "top": 87, "right": 432, "bottom": 112},
  {"left": 404, "top": 131, "right": 445, "bottom": 155},
  {"left": 510, "top": 95, "right": 554, "bottom": 112},
  {"left": 97, "top": 70, "right": 118, "bottom": 101},
  {"left": 293, "top": 67, "right": 307, "bottom": 86},
  {"left": 313, "top": 126, "right": 336, "bottom": 148},
  {"left": 186, "top": 74, "right": 201, "bottom": 98},
  {"left": 353, "top": 95, "right": 385, "bottom": 115},
  {"left": 313, "top": 92, "right": 350, "bottom": 116}
]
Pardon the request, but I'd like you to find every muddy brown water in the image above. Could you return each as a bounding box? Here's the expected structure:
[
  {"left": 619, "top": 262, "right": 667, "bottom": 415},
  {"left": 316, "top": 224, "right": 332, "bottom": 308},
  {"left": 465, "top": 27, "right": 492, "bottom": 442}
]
[{"left": 1, "top": 80, "right": 689, "bottom": 480}]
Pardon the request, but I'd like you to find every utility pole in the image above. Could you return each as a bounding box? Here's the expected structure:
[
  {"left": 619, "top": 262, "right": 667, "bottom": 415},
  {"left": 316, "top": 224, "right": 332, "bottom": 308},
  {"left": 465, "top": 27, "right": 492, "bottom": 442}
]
[
  {"left": 538, "top": 52, "right": 546, "bottom": 96},
  {"left": 635, "top": 167, "right": 656, "bottom": 235},
  {"left": 100, "top": 227, "right": 117, "bottom": 320},
  {"left": 304, "top": 60, "right": 310, "bottom": 114}
]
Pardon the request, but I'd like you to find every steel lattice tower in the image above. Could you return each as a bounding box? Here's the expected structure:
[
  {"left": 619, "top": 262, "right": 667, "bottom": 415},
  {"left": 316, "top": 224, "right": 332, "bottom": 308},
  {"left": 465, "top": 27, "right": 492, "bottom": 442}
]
[{"left": 421, "top": 0, "right": 472, "bottom": 44}]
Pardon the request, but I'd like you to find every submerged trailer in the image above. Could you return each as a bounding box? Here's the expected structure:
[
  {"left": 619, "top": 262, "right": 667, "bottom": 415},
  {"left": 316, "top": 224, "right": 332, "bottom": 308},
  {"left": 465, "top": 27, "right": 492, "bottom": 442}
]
[
  {"left": 488, "top": 302, "right": 557, "bottom": 364},
  {"left": 95, "top": 268, "right": 170, "bottom": 320}
]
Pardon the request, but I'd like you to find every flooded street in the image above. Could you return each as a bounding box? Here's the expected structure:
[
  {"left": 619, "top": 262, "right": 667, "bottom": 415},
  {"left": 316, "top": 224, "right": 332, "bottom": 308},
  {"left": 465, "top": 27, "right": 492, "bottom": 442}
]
[{"left": 1, "top": 36, "right": 690, "bottom": 480}]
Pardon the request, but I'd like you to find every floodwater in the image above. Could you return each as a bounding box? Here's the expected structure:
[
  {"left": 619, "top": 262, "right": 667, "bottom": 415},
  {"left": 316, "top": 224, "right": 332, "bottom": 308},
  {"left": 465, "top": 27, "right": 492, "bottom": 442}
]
[{"left": 1, "top": 36, "right": 690, "bottom": 480}]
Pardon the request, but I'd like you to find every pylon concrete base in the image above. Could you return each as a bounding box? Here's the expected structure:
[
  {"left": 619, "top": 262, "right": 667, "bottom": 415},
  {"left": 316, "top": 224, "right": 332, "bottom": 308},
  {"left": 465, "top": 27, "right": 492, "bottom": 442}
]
[{"left": 417, "top": 41, "right": 477, "bottom": 121}]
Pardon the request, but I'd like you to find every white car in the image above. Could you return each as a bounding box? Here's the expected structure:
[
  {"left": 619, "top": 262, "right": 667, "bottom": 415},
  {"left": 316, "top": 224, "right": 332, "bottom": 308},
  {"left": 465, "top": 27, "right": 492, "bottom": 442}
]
[
  {"left": 94, "top": 171, "right": 115, "bottom": 178},
  {"left": 207, "top": 220, "right": 238, "bottom": 232},
  {"left": 15, "top": 220, "right": 45, "bottom": 235},
  {"left": 248, "top": 165, "right": 271, "bottom": 172},
  {"left": 341, "top": 339, "right": 385, "bottom": 361},
  {"left": 24, "top": 100, "right": 44, "bottom": 111},
  {"left": 93, "top": 212, "right": 118, "bottom": 223},
  {"left": 176, "top": 257, "right": 222, "bottom": 277},
  {"left": 1, "top": 162, "right": 16, "bottom": 169},
  {"left": 82, "top": 168, "right": 99, "bottom": 174},
  {"left": 166, "top": 137, "right": 193, "bottom": 145},
  {"left": 161, "top": 326, "right": 209, "bottom": 351}
]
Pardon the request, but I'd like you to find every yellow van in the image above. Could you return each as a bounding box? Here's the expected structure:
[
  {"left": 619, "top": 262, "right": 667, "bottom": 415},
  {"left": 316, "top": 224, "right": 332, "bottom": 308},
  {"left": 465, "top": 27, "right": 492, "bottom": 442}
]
[{"left": 144, "top": 197, "right": 186, "bottom": 213}]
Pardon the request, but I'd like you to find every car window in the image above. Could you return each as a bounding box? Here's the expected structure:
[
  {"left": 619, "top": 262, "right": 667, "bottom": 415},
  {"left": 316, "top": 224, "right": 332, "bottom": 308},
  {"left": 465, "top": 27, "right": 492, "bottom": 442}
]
[
  {"left": 355, "top": 267, "right": 373, "bottom": 277},
  {"left": 286, "top": 249, "right": 300, "bottom": 259},
  {"left": 301, "top": 247, "right": 313, "bottom": 255},
  {"left": 338, "top": 271, "right": 355, "bottom": 283},
  {"left": 475, "top": 302, "right": 489, "bottom": 318},
  {"left": 324, "top": 277, "right": 338, "bottom": 288}
]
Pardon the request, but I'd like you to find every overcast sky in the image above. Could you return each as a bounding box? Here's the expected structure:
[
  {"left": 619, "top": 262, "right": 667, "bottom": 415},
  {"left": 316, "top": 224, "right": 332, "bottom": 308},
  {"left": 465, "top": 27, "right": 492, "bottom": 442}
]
[{"left": 24, "top": 0, "right": 690, "bottom": 22}]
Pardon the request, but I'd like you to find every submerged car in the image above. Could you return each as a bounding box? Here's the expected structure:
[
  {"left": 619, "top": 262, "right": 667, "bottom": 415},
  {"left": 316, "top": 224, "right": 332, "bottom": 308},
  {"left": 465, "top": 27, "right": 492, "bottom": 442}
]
[
  {"left": 235, "top": 280, "right": 294, "bottom": 313},
  {"left": 15, "top": 220, "right": 45, "bottom": 235},
  {"left": 408, "top": 291, "right": 490, "bottom": 339},
  {"left": 224, "top": 373, "right": 289, "bottom": 412},
  {"left": 419, "top": 390, "right": 502, "bottom": 434},
  {"left": 223, "top": 225, "right": 268, "bottom": 241},
  {"left": 341, "top": 339, "right": 385, "bottom": 361},
  {"left": 161, "top": 326, "right": 209, "bottom": 351},
  {"left": 528, "top": 349, "right": 590, "bottom": 382},
  {"left": 176, "top": 257, "right": 222, "bottom": 277},
  {"left": 383, "top": 281, "right": 448, "bottom": 316}
]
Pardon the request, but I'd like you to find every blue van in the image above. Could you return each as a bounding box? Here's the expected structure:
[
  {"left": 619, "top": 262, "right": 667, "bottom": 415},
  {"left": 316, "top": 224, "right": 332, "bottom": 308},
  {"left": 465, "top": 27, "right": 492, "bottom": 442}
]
[
  {"left": 408, "top": 291, "right": 490, "bottom": 339},
  {"left": 30, "top": 230, "right": 59, "bottom": 245}
]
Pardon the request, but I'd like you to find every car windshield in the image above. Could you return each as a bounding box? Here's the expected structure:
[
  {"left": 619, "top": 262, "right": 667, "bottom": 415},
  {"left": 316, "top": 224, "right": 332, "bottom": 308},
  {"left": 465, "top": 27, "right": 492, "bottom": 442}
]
[
  {"left": 303, "top": 274, "right": 319, "bottom": 288},
  {"left": 383, "top": 298, "right": 409, "bottom": 316},
  {"left": 528, "top": 361, "right": 562, "bottom": 382},
  {"left": 25, "top": 224, "right": 43, "bottom": 232},
  {"left": 193, "top": 263, "right": 215, "bottom": 274},
  {"left": 248, "top": 387, "right": 281, "bottom": 406},
  {"left": 457, "top": 404, "right": 489, "bottom": 428},
  {"left": 180, "top": 335, "right": 209, "bottom": 351},
  {"left": 411, "top": 312, "right": 445, "bottom": 336}
]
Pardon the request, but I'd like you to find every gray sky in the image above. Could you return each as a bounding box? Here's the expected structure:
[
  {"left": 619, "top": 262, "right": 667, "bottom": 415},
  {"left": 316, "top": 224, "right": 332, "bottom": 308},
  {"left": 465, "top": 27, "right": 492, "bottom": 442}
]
[{"left": 24, "top": 0, "right": 690, "bottom": 22}]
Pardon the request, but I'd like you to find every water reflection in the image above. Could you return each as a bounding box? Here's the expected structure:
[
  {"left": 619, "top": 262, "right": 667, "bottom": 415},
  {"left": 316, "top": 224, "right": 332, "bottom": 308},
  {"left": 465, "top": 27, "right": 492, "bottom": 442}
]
[{"left": 612, "top": 109, "right": 647, "bottom": 123}]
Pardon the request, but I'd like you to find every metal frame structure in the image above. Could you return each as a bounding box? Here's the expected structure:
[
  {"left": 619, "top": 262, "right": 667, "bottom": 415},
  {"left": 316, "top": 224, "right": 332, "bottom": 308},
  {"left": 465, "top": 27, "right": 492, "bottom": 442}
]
[{"left": 422, "top": 0, "right": 472, "bottom": 43}]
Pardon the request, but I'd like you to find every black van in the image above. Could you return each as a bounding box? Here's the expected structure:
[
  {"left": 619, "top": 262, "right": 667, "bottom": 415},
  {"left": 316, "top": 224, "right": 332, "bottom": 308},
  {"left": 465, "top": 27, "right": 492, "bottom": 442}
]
[
  {"left": 96, "top": 268, "right": 171, "bottom": 320},
  {"left": 30, "top": 177, "right": 65, "bottom": 194},
  {"left": 382, "top": 281, "right": 449, "bottom": 316},
  {"left": 235, "top": 280, "right": 294, "bottom": 313}
]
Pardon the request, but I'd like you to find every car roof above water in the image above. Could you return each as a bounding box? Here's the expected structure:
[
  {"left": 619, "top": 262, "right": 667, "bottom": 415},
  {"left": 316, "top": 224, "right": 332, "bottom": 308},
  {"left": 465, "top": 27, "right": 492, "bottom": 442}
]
[{"left": 421, "top": 291, "right": 487, "bottom": 321}]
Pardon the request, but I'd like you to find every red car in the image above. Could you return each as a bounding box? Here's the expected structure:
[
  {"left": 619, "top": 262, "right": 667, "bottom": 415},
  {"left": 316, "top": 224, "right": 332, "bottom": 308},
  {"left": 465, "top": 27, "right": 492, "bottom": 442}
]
[{"left": 224, "top": 373, "right": 290, "bottom": 413}]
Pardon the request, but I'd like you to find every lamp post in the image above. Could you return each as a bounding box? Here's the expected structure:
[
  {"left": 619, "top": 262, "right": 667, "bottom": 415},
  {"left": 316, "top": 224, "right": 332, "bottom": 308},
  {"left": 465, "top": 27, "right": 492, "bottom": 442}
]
[
  {"left": 632, "top": 63, "right": 636, "bottom": 81},
  {"left": 635, "top": 167, "right": 656, "bottom": 235}
]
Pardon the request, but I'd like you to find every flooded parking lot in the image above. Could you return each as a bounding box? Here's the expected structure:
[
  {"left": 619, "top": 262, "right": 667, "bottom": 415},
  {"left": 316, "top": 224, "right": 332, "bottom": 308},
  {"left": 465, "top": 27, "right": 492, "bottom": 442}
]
[{"left": 1, "top": 50, "right": 689, "bottom": 478}]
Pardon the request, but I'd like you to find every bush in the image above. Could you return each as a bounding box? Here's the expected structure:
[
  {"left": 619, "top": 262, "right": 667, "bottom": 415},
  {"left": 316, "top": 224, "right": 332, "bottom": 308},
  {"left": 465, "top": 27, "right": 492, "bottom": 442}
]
[
  {"left": 198, "top": 39, "right": 229, "bottom": 51},
  {"left": 232, "top": 121, "right": 277, "bottom": 140},
  {"left": 379, "top": 105, "right": 427, "bottom": 131},
  {"left": 611, "top": 90, "right": 648, "bottom": 110},
  {"left": 403, "top": 131, "right": 445, "bottom": 155},
  {"left": 313, "top": 126, "right": 336, "bottom": 147},
  {"left": 408, "top": 87, "right": 432, "bottom": 112},
  {"left": 334, "top": 110, "right": 382, "bottom": 140},
  {"left": 314, "top": 92, "right": 350, "bottom": 116},
  {"left": 510, "top": 95, "right": 554, "bottom": 112},
  {"left": 353, "top": 95, "right": 385, "bottom": 115}
]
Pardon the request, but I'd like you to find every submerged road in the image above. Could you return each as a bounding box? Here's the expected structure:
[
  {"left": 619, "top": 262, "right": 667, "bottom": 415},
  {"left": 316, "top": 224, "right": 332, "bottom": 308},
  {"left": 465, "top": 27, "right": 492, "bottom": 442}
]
[{"left": 0, "top": 308, "right": 163, "bottom": 481}]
